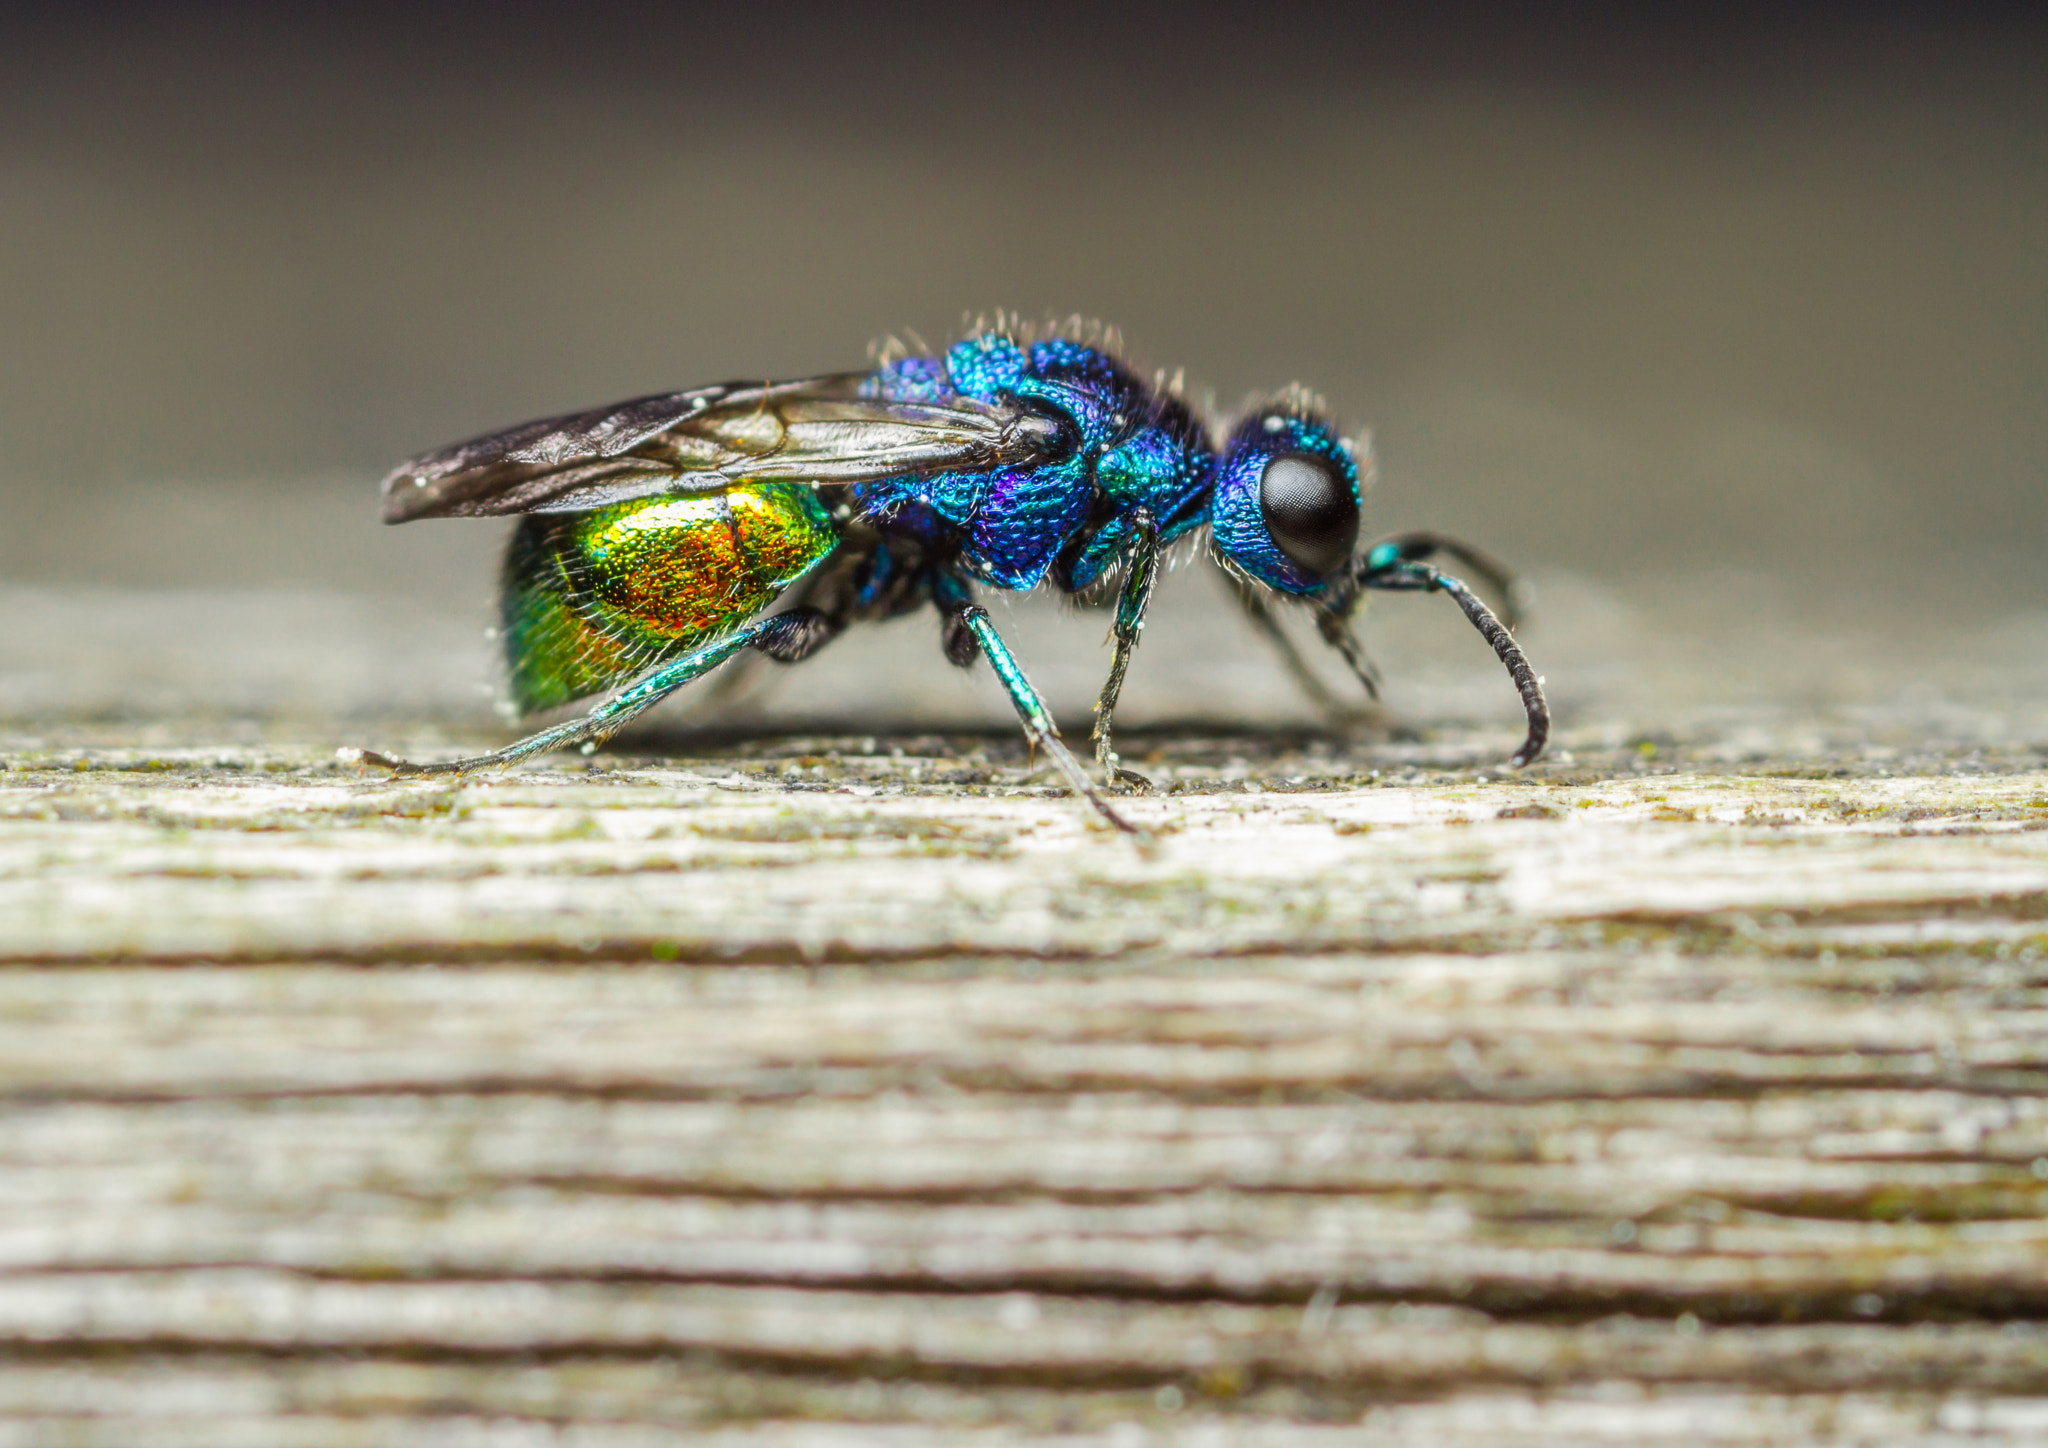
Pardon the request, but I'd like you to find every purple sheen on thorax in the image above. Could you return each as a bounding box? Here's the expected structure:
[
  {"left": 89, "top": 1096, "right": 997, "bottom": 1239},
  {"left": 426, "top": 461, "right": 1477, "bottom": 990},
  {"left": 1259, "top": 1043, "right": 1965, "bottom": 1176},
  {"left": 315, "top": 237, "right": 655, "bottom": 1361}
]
[{"left": 964, "top": 463, "right": 1097, "bottom": 590}]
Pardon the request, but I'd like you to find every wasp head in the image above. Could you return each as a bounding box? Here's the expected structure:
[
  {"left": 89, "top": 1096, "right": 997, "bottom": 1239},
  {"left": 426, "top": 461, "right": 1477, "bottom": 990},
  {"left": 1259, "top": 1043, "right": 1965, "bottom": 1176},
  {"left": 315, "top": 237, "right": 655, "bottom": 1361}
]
[{"left": 1209, "top": 403, "right": 1366, "bottom": 595}]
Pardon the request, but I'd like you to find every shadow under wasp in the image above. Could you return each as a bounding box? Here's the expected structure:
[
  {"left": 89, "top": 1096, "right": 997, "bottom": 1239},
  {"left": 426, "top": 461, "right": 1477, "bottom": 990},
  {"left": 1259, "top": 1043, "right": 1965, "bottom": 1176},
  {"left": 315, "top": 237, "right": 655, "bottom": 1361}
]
[{"left": 350, "top": 320, "right": 1548, "bottom": 831}]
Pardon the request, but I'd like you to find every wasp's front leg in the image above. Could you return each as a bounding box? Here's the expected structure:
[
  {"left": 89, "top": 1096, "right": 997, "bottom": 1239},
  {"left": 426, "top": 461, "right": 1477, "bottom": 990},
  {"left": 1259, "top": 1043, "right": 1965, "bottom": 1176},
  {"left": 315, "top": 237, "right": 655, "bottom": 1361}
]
[
  {"left": 1089, "top": 508, "right": 1158, "bottom": 792},
  {"left": 1224, "top": 578, "right": 1362, "bottom": 715}
]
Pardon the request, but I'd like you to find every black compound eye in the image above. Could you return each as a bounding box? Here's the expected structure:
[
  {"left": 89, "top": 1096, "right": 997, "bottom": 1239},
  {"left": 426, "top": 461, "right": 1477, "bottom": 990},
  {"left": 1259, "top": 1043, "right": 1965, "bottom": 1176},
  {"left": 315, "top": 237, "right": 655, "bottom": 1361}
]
[{"left": 1259, "top": 453, "right": 1359, "bottom": 576}]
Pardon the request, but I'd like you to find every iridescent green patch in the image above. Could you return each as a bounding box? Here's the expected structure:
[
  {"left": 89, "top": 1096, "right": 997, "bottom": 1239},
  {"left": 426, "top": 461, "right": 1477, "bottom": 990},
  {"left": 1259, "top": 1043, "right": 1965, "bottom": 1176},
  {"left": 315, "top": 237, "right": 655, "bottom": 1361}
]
[{"left": 501, "top": 482, "right": 837, "bottom": 713}]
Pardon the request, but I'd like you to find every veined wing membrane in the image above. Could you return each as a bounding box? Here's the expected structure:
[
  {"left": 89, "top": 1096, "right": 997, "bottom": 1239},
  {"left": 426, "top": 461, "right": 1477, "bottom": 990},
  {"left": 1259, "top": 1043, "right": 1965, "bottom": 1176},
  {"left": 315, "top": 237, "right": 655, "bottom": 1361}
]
[{"left": 381, "top": 376, "right": 1064, "bottom": 523}]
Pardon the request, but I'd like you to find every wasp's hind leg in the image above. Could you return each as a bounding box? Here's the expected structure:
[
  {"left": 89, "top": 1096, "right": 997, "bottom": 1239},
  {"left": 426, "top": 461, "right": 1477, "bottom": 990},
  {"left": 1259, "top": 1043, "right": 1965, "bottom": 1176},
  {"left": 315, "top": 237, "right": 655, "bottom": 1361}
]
[
  {"left": 691, "top": 571, "right": 839, "bottom": 715},
  {"left": 347, "top": 609, "right": 837, "bottom": 778},
  {"left": 933, "top": 576, "right": 1136, "bottom": 834},
  {"left": 1088, "top": 509, "right": 1159, "bottom": 793}
]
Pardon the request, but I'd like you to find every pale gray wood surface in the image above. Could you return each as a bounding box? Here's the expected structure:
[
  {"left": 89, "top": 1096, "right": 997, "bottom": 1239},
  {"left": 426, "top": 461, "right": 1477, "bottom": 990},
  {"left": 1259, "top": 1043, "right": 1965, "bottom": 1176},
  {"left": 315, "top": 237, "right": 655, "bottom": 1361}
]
[{"left": 3, "top": 723, "right": 2047, "bottom": 1445}]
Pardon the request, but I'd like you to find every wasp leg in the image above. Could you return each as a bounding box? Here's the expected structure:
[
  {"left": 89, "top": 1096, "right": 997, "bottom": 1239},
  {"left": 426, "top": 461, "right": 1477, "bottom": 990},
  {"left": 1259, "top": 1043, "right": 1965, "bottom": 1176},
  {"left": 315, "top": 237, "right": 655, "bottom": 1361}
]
[
  {"left": 932, "top": 579, "right": 1136, "bottom": 834},
  {"left": 746, "top": 606, "right": 843, "bottom": 664},
  {"left": 692, "top": 570, "right": 836, "bottom": 714},
  {"left": 1356, "top": 530, "right": 1532, "bottom": 631},
  {"left": 348, "top": 609, "right": 835, "bottom": 777},
  {"left": 1311, "top": 607, "right": 1385, "bottom": 701},
  {"left": 1089, "top": 508, "right": 1159, "bottom": 792},
  {"left": 1221, "top": 578, "right": 1373, "bottom": 714},
  {"left": 1359, "top": 561, "right": 1549, "bottom": 766}
]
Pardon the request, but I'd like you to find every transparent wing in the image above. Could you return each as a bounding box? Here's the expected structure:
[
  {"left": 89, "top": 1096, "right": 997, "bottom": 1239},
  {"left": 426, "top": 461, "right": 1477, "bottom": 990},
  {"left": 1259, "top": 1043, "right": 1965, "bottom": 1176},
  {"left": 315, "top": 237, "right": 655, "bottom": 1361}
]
[{"left": 380, "top": 375, "right": 1064, "bottom": 523}]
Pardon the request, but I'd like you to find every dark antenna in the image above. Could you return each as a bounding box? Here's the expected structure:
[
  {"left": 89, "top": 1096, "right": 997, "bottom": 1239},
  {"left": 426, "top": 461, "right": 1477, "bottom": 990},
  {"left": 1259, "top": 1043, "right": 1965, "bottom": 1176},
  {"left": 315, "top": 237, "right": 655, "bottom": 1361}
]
[
  {"left": 1357, "top": 559, "right": 1550, "bottom": 766},
  {"left": 1354, "top": 530, "right": 1533, "bottom": 630}
]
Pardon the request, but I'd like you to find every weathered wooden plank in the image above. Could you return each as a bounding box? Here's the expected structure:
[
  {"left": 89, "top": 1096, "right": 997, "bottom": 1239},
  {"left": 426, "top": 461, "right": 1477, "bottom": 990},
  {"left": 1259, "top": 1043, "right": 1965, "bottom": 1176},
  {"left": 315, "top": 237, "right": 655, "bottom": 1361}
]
[
  {"left": 5, "top": 1369, "right": 2047, "bottom": 1447},
  {"left": 2, "top": 752, "right": 2045, "bottom": 962},
  {"left": 2, "top": 733, "right": 2046, "bottom": 1442}
]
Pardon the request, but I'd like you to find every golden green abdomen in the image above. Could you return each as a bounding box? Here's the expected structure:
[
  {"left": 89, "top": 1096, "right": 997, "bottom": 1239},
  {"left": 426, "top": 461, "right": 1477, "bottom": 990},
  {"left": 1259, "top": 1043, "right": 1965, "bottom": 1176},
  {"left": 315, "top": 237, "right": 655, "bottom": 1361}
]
[{"left": 501, "top": 481, "right": 838, "bottom": 713}]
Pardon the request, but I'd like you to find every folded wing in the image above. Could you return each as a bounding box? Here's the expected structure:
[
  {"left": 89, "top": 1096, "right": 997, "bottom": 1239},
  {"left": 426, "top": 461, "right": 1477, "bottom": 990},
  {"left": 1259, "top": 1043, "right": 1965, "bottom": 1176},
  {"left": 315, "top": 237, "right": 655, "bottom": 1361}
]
[{"left": 380, "top": 375, "right": 1065, "bottom": 523}]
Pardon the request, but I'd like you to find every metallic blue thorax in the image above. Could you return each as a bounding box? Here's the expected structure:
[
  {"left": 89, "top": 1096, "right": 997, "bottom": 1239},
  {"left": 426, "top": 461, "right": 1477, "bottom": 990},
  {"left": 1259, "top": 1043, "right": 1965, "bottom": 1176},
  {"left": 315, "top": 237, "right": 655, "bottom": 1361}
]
[{"left": 853, "top": 333, "right": 1215, "bottom": 591}]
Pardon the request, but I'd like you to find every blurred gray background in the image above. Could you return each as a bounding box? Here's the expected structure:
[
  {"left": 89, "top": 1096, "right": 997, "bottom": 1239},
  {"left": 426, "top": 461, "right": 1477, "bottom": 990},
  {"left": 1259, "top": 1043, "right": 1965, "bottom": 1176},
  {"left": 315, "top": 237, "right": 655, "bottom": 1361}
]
[{"left": 2, "top": 2, "right": 2043, "bottom": 747}]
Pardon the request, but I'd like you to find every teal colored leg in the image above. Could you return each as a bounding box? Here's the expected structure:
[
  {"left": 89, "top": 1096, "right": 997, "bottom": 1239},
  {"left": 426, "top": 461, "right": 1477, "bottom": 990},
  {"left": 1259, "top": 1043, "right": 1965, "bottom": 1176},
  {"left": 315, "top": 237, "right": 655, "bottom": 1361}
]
[
  {"left": 955, "top": 605, "right": 1136, "bottom": 834},
  {"left": 348, "top": 614, "right": 796, "bottom": 777},
  {"left": 1089, "top": 508, "right": 1159, "bottom": 790}
]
